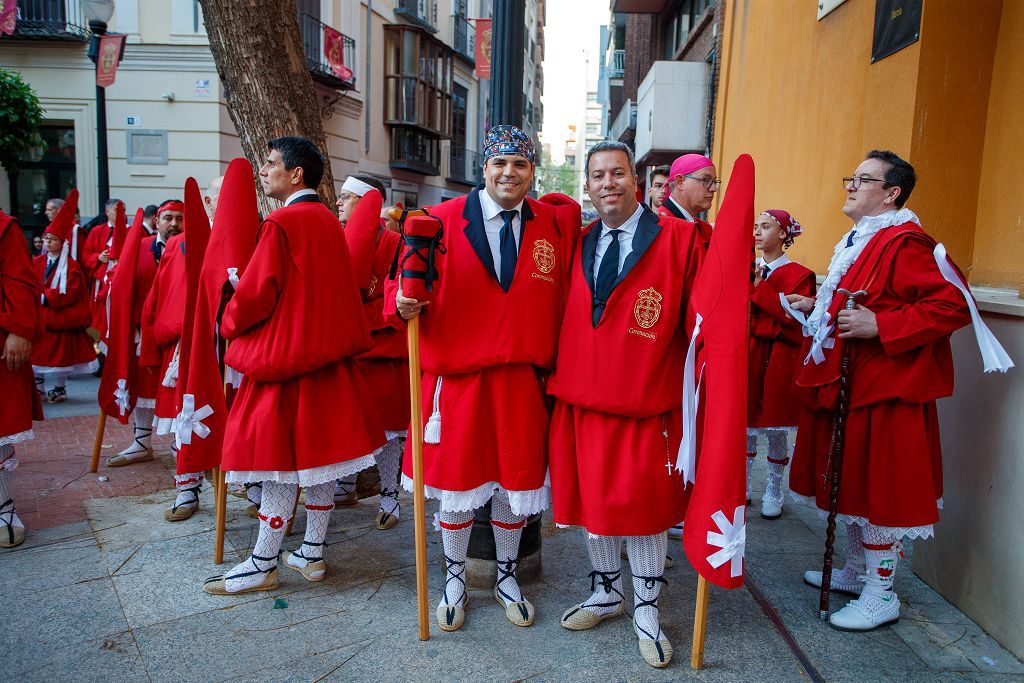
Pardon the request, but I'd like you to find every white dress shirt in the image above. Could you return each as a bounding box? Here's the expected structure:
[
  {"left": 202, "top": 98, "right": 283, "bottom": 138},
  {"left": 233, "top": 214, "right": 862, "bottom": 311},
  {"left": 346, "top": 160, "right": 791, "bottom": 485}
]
[
  {"left": 667, "top": 196, "right": 695, "bottom": 222},
  {"left": 478, "top": 188, "right": 524, "bottom": 277},
  {"left": 285, "top": 188, "right": 318, "bottom": 205},
  {"left": 757, "top": 253, "right": 790, "bottom": 280},
  {"left": 593, "top": 202, "right": 644, "bottom": 287}
]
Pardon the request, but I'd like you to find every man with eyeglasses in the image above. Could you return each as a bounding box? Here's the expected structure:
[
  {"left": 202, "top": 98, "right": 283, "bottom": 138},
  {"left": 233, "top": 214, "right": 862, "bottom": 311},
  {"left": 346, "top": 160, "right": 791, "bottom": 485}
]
[
  {"left": 783, "top": 149, "right": 988, "bottom": 632},
  {"left": 659, "top": 153, "right": 718, "bottom": 251}
]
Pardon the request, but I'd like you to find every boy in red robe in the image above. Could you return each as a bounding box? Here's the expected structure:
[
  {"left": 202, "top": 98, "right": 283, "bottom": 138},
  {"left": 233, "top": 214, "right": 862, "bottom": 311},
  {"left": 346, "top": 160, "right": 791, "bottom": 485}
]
[
  {"left": 106, "top": 200, "right": 182, "bottom": 467},
  {"left": 203, "top": 137, "right": 384, "bottom": 595},
  {"left": 338, "top": 175, "right": 408, "bottom": 529},
  {"left": 785, "top": 150, "right": 998, "bottom": 631},
  {"left": 0, "top": 210, "right": 43, "bottom": 548},
  {"left": 393, "top": 125, "right": 572, "bottom": 632},
  {"left": 31, "top": 191, "right": 98, "bottom": 402},
  {"left": 747, "top": 209, "right": 816, "bottom": 519},
  {"left": 546, "top": 141, "right": 703, "bottom": 668}
]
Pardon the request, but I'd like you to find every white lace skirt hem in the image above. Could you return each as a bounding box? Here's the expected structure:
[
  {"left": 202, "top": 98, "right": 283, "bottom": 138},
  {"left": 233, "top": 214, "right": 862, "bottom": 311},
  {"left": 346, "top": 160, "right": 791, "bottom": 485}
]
[
  {"left": 32, "top": 359, "right": 99, "bottom": 375},
  {"left": 401, "top": 475, "right": 550, "bottom": 516},
  {"left": 226, "top": 451, "right": 379, "bottom": 487},
  {"left": 136, "top": 398, "right": 156, "bottom": 409},
  {"left": 788, "top": 491, "right": 936, "bottom": 540},
  {"left": 0, "top": 429, "right": 34, "bottom": 448}
]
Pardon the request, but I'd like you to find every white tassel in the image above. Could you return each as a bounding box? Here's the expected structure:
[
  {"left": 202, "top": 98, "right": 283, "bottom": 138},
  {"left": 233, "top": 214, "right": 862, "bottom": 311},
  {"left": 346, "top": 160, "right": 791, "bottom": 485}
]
[
  {"left": 423, "top": 376, "right": 442, "bottom": 444},
  {"left": 162, "top": 342, "right": 180, "bottom": 388}
]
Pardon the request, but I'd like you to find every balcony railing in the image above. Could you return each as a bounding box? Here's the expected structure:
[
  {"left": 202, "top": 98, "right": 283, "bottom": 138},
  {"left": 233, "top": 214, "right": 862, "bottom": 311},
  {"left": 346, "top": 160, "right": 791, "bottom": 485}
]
[
  {"left": 390, "top": 127, "right": 441, "bottom": 176},
  {"left": 11, "top": 0, "right": 89, "bottom": 40},
  {"left": 607, "top": 49, "right": 626, "bottom": 79},
  {"left": 608, "top": 99, "right": 637, "bottom": 143},
  {"left": 451, "top": 13, "right": 474, "bottom": 63},
  {"left": 447, "top": 146, "right": 482, "bottom": 186},
  {"left": 299, "top": 13, "right": 356, "bottom": 90},
  {"left": 395, "top": 0, "right": 437, "bottom": 33}
]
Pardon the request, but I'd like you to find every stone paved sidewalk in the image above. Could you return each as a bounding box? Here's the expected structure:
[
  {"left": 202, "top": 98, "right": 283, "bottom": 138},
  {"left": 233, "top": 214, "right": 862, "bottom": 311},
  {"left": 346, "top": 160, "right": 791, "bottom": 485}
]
[{"left": 3, "top": 418, "right": 1022, "bottom": 682}]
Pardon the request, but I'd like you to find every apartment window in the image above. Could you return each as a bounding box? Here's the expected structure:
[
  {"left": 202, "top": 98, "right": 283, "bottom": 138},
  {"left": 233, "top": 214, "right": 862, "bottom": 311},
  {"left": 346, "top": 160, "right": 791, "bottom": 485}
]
[
  {"left": 665, "top": 0, "right": 715, "bottom": 58},
  {"left": 383, "top": 25, "right": 453, "bottom": 137}
]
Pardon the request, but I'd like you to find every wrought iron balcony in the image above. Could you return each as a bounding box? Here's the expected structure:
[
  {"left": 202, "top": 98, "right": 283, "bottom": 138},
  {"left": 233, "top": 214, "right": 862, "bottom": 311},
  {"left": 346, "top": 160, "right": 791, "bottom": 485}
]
[
  {"left": 395, "top": 0, "right": 437, "bottom": 33},
  {"left": 451, "top": 13, "right": 474, "bottom": 63},
  {"left": 447, "top": 146, "right": 482, "bottom": 186},
  {"left": 607, "top": 49, "right": 626, "bottom": 79},
  {"left": 299, "top": 13, "right": 356, "bottom": 90},
  {"left": 10, "top": 0, "right": 89, "bottom": 41}
]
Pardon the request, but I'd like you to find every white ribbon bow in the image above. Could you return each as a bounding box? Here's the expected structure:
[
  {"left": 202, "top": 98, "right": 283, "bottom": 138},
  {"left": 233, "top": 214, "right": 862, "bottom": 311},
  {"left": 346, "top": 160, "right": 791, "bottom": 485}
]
[
  {"left": 114, "top": 379, "right": 131, "bottom": 416},
  {"left": 707, "top": 505, "right": 746, "bottom": 578},
  {"left": 675, "top": 313, "right": 704, "bottom": 483},
  {"left": 227, "top": 267, "right": 239, "bottom": 286},
  {"left": 174, "top": 394, "right": 214, "bottom": 448}
]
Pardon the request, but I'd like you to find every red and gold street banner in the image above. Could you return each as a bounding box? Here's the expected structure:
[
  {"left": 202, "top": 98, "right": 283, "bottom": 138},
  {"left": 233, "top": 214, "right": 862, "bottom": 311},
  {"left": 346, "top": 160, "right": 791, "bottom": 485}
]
[
  {"left": 475, "top": 19, "right": 492, "bottom": 79},
  {"left": 324, "top": 25, "right": 354, "bottom": 82},
  {"left": 96, "top": 34, "right": 125, "bottom": 88},
  {"left": 1, "top": 0, "right": 18, "bottom": 36}
]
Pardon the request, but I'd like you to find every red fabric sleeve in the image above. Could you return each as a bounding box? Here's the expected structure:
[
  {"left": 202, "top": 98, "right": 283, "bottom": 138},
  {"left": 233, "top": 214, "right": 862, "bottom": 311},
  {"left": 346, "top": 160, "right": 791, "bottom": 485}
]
[
  {"left": 343, "top": 191, "right": 384, "bottom": 289},
  {"left": 81, "top": 225, "right": 109, "bottom": 278},
  {"left": 42, "top": 263, "right": 86, "bottom": 311},
  {"left": 681, "top": 222, "right": 704, "bottom": 336},
  {"left": 875, "top": 238, "right": 972, "bottom": 356},
  {"left": 0, "top": 219, "right": 41, "bottom": 341},
  {"left": 221, "top": 221, "right": 289, "bottom": 340},
  {"left": 139, "top": 265, "right": 162, "bottom": 367}
]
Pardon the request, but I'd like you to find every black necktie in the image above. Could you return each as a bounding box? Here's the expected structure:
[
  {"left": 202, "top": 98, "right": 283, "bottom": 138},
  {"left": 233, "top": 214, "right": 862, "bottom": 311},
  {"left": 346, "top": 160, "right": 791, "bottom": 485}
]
[
  {"left": 761, "top": 265, "right": 770, "bottom": 280},
  {"left": 845, "top": 230, "right": 857, "bottom": 248},
  {"left": 155, "top": 240, "right": 165, "bottom": 263},
  {"left": 498, "top": 209, "right": 518, "bottom": 291},
  {"left": 595, "top": 229, "right": 623, "bottom": 305},
  {"left": 44, "top": 258, "right": 57, "bottom": 280}
]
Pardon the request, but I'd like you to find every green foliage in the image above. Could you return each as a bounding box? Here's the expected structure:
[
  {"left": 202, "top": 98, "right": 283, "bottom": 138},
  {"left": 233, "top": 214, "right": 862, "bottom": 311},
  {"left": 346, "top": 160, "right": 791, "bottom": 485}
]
[
  {"left": 535, "top": 148, "right": 580, "bottom": 198},
  {"left": 0, "top": 69, "right": 45, "bottom": 176}
]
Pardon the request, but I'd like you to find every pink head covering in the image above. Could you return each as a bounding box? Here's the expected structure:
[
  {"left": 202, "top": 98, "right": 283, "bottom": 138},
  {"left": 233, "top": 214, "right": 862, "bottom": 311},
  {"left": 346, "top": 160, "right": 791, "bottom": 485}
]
[
  {"left": 760, "top": 209, "right": 803, "bottom": 242},
  {"left": 669, "top": 153, "right": 715, "bottom": 182}
]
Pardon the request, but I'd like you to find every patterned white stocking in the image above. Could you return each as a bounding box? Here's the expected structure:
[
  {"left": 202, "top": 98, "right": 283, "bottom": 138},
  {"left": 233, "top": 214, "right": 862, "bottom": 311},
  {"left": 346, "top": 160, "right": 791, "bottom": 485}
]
[
  {"left": 581, "top": 532, "right": 624, "bottom": 617},
  {"left": 626, "top": 532, "right": 669, "bottom": 642},
  {"left": 375, "top": 437, "right": 403, "bottom": 517},
  {"left": 119, "top": 407, "right": 154, "bottom": 456},
  {"left": 490, "top": 493, "right": 526, "bottom": 606},
  {"left": 222, "top": 481, "right": 296, "bottom": 593},
  {"left": 438, "top": 508, "right": 473, "bottom": 607},
  {"left": 172, "top": 472, "right": 203, "bottom": 510},
  {"left": 0, "top": 445, "right": 24, "bottom": 546},
  {"left": 288, "top": 482, "right": 334, "bottom": 566}
]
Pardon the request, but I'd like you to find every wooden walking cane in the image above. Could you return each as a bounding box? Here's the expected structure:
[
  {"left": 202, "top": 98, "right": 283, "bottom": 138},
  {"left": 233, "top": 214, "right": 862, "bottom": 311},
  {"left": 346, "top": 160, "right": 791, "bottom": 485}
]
[
  {"left": 89, "top": 411, "right": 107, "bottom": 473},
  {"left": 691, "top": 576, "right": 711, "bottom": 668},
  {"left": 818, "top": 288, "right": 867, "bottom": 620},
  {"left": 214, "top": 466, "right": 227, "bottom": 564},
  {"left": 408, "top": 314, "right": 430, "bottom": 641}
]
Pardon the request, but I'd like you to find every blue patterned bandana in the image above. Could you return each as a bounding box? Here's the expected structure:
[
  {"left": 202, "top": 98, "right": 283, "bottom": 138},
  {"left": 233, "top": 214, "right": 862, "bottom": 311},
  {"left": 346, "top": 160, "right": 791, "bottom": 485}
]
[{"left": 483, "top": 125, "right": 536, "bottom": 164}]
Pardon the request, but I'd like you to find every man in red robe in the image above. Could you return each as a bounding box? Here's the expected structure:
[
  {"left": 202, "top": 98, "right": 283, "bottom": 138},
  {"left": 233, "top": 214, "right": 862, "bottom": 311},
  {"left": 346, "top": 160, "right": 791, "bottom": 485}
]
[
  {"left": 31, "top": 191, "right": 98, "bottom": 402},
  {"left": 81, "top": 198, "right": 122, "bottom": 336},
  {"left": 658, "top": 153, "right": 718, "bottom": 251},
  {"left": 203, "top": 136, "right": 384, "bottom": 595},
  {"left": 338, "top": 175, "right": 408, "bottom": 529},
  {"left": 105, "top": 200, "right": 182, "bottom": 467},
  {"left": 0, "top": 210, "right": 42, "bottom": 548},
  {"left": 786, "top": 150, "right": 978, "bottom": 631},
  {"left": 393, "top": 125, "right": 574, "bottom": 632},
  {"left": 746, "top": 209, "right": 816, "bottom": 519},
  {"left": 546, "top": 141, "right": 702, "bottom": 668}
]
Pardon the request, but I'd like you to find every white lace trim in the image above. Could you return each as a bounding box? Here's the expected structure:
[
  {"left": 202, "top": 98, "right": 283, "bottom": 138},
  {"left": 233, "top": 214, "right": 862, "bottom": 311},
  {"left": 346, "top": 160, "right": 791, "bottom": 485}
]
[
  {"left": 807, "top": 208, "right": 920, "bottom": 336},
  {"left": 136, "top": 397, "right": 156, "bottom": 409},
  {"left": 747, "top": 426, "right": 795, "bottom": 434},
  {"left": 788, "top": 491, "right": 935, "bottom": 540},
  {"left": 225, "top": 450, "right": 380, "bottom": 487},
  {"left": 385, "top": 429, "right": 408, "bottom": 441},
  {"left": 31, "top": 359, "right": 99, "bottom": 375},
  {"left": 0, "top": 429, "right": 34, "bottom": 447},
  {"left": 401, "top": 474, "right": 550, "bottom": 516},
  {"left": 1, "top": 455, "right": 18, "bottom": 471}
]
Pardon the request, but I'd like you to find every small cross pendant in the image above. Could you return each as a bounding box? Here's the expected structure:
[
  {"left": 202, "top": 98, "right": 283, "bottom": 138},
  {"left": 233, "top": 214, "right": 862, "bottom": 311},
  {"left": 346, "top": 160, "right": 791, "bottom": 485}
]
[{"left": 666, "top": 460, "right": 674, "bottom": 475}]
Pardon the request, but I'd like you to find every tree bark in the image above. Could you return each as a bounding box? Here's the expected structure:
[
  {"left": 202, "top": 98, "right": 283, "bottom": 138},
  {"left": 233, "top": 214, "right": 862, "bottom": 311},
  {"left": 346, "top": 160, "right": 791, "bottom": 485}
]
[{"left": 199, "top": 0, "right": 335, "bottom": 214}]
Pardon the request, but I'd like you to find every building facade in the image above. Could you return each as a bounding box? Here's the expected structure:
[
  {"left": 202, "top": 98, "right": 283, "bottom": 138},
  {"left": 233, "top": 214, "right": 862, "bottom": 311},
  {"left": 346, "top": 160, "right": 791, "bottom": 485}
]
[{"left": 1, "top": 0, "right": 545, "bottom": 230}]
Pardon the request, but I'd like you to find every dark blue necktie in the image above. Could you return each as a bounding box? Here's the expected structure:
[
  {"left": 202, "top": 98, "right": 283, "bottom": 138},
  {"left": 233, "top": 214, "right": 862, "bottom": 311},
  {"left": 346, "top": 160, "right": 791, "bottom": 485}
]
[
  {"left": 44, "top": 258, "right": 57, "bottom": 280},
  {"left": 595, "top": 228, "right": 623, "bottom": 305},
  {"left": 499, "top": 209, "right": 518, "bottom": 291},
  {"left": 845, "top": 230, "right": 857, "bottom": 248}
]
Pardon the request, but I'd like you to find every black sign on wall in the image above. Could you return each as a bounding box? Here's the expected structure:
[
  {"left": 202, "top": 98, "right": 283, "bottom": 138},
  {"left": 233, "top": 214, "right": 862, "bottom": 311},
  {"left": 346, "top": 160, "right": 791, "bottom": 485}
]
[{"left": 872, "top": 0, "right": 922, "bottom": 63}]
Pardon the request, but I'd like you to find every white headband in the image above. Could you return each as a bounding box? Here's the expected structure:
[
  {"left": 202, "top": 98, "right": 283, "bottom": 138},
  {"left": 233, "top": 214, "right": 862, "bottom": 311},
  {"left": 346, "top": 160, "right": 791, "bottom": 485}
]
[{"left": 342, "top": 176, "right": 375, "bottom": 197}]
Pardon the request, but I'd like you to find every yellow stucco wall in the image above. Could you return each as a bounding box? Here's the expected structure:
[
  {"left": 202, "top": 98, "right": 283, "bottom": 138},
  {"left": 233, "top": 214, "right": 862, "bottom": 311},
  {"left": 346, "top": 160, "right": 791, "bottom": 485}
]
[
  {"left": 712, "top": 0, "right": 1016, "bottom": 287},
  {"left": 971, "top": 2, "right": 1024, "bottom": 288}
]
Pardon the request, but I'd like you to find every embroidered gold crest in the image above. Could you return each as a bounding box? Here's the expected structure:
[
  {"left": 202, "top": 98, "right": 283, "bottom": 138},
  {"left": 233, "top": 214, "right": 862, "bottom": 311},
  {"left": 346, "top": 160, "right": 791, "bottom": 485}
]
[
  {"left": 367, "top": 273, "right": 378, "bottom": 297},
  {"left": 633, "top": 287, "right": 663, "bottom": 329},
  {"left": 532, "top": 238, "right": 556, "bottom": 274}
]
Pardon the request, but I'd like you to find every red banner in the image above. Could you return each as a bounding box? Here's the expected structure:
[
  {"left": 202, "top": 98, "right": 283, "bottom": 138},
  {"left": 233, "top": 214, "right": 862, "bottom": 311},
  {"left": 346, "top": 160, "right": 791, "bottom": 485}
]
[
  {"left": 96, "top": 34, "right": 125, "bottom": 88},
  {"left": 475, "top": 19, "right": 492, "bottom": 79},
  {"left": 323, "top": 26, "right": 353, "bottom": 82},
  {"left": 0, "top": 0, "right": 17, "bottom": 36}
]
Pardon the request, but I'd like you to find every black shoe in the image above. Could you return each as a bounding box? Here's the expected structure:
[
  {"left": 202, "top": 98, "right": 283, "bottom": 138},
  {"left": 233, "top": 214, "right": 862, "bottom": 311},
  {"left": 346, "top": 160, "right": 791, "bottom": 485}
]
[
  {"left": 46, "top": 386, "right": 67, "bottom": 404},
  {"left": 93, "top": 352, "right": 105, "bottom": 377}
]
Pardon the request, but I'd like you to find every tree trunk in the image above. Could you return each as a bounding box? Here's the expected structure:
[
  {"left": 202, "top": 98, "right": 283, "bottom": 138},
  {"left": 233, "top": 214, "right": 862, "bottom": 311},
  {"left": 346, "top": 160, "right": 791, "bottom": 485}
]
[{"left": 199, "top": 0, "right": 335, "bottom": 214}]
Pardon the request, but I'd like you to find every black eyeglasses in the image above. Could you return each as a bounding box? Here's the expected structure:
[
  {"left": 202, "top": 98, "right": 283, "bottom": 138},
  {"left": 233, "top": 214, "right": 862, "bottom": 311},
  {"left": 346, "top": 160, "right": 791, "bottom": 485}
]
[
  {"left": 683, "top": 174, "right": 721, "bottom": 191},
  {"left": 842, "top": 176, "right": 886, "bottom": 190}
]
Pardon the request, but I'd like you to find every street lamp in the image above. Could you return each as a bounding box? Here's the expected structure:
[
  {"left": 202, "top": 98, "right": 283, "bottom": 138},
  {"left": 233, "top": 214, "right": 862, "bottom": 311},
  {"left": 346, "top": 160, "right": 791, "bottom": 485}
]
[{"left": 84, "top": 0, "right": 117, "bottom": 214}]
